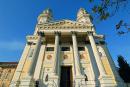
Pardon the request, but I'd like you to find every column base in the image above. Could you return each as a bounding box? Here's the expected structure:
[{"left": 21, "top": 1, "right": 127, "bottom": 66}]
[
  {"left": 74, "top": 75, "right": 85, "bottom": 87},
  {"left": 98, "top": 75, "right": 125, "bottom": 87},
  {"left": 74, "top": 75, "right": 99, "bottom": 87},
  {"left": 19, "top": 76, "right": 35, "bottom": 87},
  {"left": 10, "top": 80, "right": 20, "bottom": 87},
  {"left": 47, "top": 75, "right": 59, "bottom": 87},
  {"left": 85, "top": 80, "right": 99, "bottom": 87}
]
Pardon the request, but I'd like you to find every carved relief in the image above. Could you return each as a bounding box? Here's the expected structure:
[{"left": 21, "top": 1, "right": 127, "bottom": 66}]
[
  {"left": 63, "top": 55, "right": 68, "bottom": 60},
  {"left": 38, "top": 20, "right": 92, "bottom": 30},
  {"left": 80, "top": 54, "right": 85, "bottom": 59},
  {"left": 47, "top": 55, "right": 52, "bottom": 60}
]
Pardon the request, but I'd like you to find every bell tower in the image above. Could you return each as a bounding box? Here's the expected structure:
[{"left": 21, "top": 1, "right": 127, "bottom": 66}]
[
  {"left": 77, "top": 8, "right": 92, "bottom": 24},
  {"left": 38, "top": 8, "right": 52, "bottom": 24}
]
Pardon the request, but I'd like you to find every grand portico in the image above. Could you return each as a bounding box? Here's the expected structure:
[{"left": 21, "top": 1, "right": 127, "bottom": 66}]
[{"left": 10, "top": 8, "right": 125, "bottom": 87}]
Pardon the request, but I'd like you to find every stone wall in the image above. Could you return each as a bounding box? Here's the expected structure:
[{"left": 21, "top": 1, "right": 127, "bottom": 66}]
[{"left": 0, "top": 62, "right": 18, "bottom": 87}]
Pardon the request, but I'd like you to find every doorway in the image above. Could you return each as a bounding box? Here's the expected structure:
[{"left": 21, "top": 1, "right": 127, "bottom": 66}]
[{"left": 60, "top": 66, "right": 73, "bottom": 87}]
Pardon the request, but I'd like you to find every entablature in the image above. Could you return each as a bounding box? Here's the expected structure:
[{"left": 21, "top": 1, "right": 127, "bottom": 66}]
[
  {"left": 37, "top": 19, "right": 93, "bottom": 30},
  {"left": 38, "top": 29, "right": 93, "bottom": 36}
]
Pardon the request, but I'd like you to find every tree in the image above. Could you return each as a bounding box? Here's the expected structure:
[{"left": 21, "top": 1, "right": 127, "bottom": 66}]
[
  {"left": 117, "top": 55, "right": 130, "bottom": 83},
  {"left": 88, "top": 0, "right": 130, "bottom": 35}
]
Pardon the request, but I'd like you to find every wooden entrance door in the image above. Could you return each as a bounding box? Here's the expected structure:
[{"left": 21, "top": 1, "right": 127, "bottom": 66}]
[{"left": 60, "top": 66, "right": 72, "bottom": 87}]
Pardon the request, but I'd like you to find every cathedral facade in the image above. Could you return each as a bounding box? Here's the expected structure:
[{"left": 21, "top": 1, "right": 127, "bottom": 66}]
[{"left": 10, "top": 8, "right": 125, "bottom": 87}]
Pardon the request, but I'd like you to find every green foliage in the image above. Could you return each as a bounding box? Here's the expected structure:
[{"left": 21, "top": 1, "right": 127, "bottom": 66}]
[
  {"left": 116, "top": 20, "right": 130, "bottom": 35},
  {"left": 89, "top": 0, "right": 93, "bottom": 3},
  {"left": 117, "top": 55, "right": 130, "bottom": 83},
  {"left": 89, "top": 0, "right": 129, "bottom": 34},
  {"left": 89, "top": 0, "right": 128, "bottom": 21}
]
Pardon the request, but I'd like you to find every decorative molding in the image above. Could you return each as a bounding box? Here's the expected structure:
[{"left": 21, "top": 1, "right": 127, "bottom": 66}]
[
  {"left": 26, "top": 35, "right": 38, "bottom": 43},
  {"left": 94, "top": 34, "right": 105, "bottom": 39}
]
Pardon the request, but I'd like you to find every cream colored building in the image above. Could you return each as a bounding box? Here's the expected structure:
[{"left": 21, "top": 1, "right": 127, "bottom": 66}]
[
  {"left": 0, "top": 62, "right": 17, "bottom": 87},
  {"left": 10, "top": 8, "right": 126, "bottom": 87}
]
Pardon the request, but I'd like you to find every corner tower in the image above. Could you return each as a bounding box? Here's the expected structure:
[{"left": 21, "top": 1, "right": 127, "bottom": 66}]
[
  {"left": 77, "top": 8, "right": 92, "bottom": 24},
  {"left": 38, "top": 8, "right": 52, "bottom": 24}
]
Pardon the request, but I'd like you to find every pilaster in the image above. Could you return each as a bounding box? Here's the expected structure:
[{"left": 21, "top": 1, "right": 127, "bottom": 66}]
[
  {"left": 102, "top": 43, "right": 126, "bottom": 87},
  {"left": 52, "top": 31, "right": 60, "bottom": 75},
  {"left": 10, "top": 43, "right": 32, "bottom": 87},
  {"left": 87, "top": 32, "right": 106, "bottom": 77},
  {"left": 71, "top": 31, "right": 86, "bottom": 87},
  {"left": 33, "top": 44, "right": 46, "bottom": 80},
  {"left": 49, "top": 32, "right": 60, "bottom": 87},
  {"left": 19, "top": 32, "right": 44, "bottom": 87}
]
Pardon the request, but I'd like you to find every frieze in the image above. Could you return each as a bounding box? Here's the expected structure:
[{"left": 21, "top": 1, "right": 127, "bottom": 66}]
[
  {"left": 38, "top": 25, "right": 92, "bottom": 30},
  {"left": 38, "top": 20, "right": 93, "bottom": 30}
]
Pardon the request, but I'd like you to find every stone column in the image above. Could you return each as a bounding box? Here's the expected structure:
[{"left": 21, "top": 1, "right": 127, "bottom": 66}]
[
  {"left": 86, "top": 45, "right": 99, "bottom": 86},
  {"left": 88, "top": 32, "right": 106, "bottom": 77},
  {"left": 72, "top": 32, "right": 81, "bottom": 76},
  {"left": 48, "top": 32, "right": 60, "bottom": 87},
  {"left": 52, "top": 32, "right": 60, "bottom": 75},
  {"left": 33, "top": 45, "right": 46, "bottom": 80},
  {"left": 27, "top": 33, "right": 43, "bottom": 76}
]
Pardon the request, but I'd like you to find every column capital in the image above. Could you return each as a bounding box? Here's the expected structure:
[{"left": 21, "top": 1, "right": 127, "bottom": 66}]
[
  {"left": 37, "top": 31, "right": 44, "bottom": 37},
  {"left": 86, "top": 31, "right": 93, "bottom": 35},
  {"left": 27, "top": 42, "right": 33, "bottom": 45},
  {"left": 54, "top": 31, "right": 61, "bottom": 35},
  {"left": 71, "top": 31, "right": 77, "bottom": 35}
]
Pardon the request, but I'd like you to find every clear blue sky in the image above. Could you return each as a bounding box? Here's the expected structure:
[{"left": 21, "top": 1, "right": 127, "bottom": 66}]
[{"left": 0, "top": 0, "right": 130, "bottom": 65}]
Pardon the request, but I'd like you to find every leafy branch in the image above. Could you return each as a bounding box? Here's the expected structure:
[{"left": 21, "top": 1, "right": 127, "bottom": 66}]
[{"left": 88, "top": 0, "right": 129, "bottom": 35}]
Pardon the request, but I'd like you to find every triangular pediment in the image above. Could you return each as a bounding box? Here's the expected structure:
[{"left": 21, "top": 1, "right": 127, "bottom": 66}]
[{"left": 38, "top": 20, "right": 92, "bottom": 29}]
